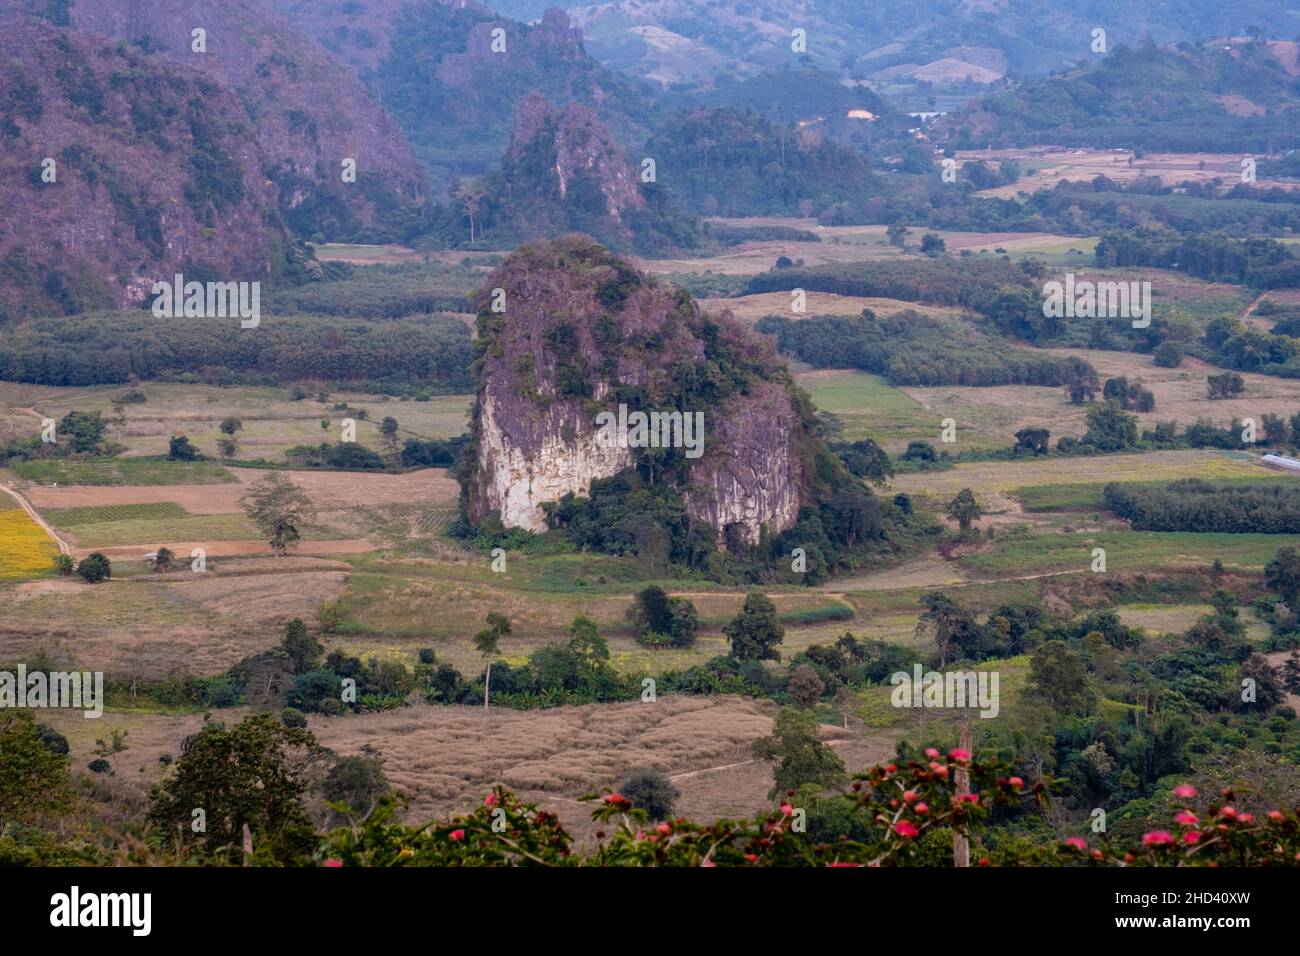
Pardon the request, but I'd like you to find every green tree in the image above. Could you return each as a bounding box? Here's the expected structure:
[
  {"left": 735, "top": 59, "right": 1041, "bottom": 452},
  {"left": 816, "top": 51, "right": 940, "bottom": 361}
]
[
  {"left": 886, "top": 222, "right": 911, "bottom": 248},
  {"left": 240, "top": 471, "right": 315, "bottom": 556},
  {"left": 1028, "top": 640, "right": 1094, "bottom": 714},
  {"left": 724, "top": 591, "right": 784, "bottom": 661},
  {"left": 168, "top": 435, "right": 200, "bottom": 461},
  {"left": 147, "top": 713, "right": 317, "bottom": 864},
  {"left": 751, "top": 706, "right": 846, "bottom": 799},
  {"left": 320, "top": 750, "right": 389, "bottom": 822},
  {"left": 787, "top": 664, "right": 825, "bottom": 709},
  {"left": 281, "top": 618, "right": 322, "bottom": 674},
  {"left": 58, "top": 410, "right": 106, "bottom": 454},
  {"left": 0, "top": 711, "right": 72, "bottom": 832},
  {"left": 474, "top": 612, "right": 511, "bottom": 711},
  {"left": 153, "top": 546, "right": 175, "bottom": 573},
  {"left": 379, "top": 416, "right": 400, "bottom": 461},
  {"left": 915, "top": 591, "right": 979, "bottom": 668},
  {"left": 920, "top": 233, "right": 946, "bottom": 257},
  {"left": 1266, "top": 547, "right": 1300, "bottom": 607},
  {"left": 946, "top": 488, "right": 981, "bottom": 532},
  {"left": 76, "top": 552, "right": 111, "bottom": 583},
  {"left": 616, "top": 768, "right": 679, "bottom": 821},
  {"left": 219, "top": 417, "right": 242, "bottom": 436},
  {"left": 1082, "top": 401, "right": 1138, "bottom": 451}
]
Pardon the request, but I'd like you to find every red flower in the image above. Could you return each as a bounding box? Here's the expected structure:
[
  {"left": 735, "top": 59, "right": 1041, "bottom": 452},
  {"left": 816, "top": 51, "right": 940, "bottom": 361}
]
[
  {"left": 949, "top": 748, "right": 970, "bottom": 762},
  {"left": 701, "top": 859, "right": 716, "bottom": 867},
  {"left": 780, "top": 803, "right": 793, "bottom": 815},
  {"left": 450, "top": 829, "right": 465, "bottom": 842},
  {"left": 894, "top": 820, "right": 919, "bottom": 838},
  {"left": 978, "top": 858, "right": 991, "bottom": 867},
  {"left": 958, "top": 793, "right": 980, "bottom": 804},
  {"left": 924, "top": 748, "right": 940, "bottom": 758},
  {"left": 656, "top": 822, "right": 672, "bottom": 836},
  {"left": 914, "top": 802, "right": 929, "bottom": 815},
  {"left": 1239, "top": 813, "right": 1254, "bottom": 824},
  {"left": 744, "top": 853, "right": 759, "bottom": 863},
  {"left": 322, "top": 858, "right": 343, "bottom": 867},
  {"left": 1219, "top": 806, "right": 1237, "bottom": 819},
  {"left": 930, "top": 763, "right": 949, "bottom": 779},
  {"left": 885, "top": 763, "right": 897, "bottom": 774},
  {"left": 1269, "top": 810, "right": 1284, "bottom": 822},
  {"left": 1174, "top": 811, "right": 1198, "bottom": 826},
  {"left": 485, "top": 793, "right": 497, "bottom": 807},
  {"left": 603, "top": 793, "right": 628, "bottom": 805},
  {"left": 1183, "top": 832, "right": 1200, "bottom": 845},
  {"left": 1142, "top": 830, "right": 1174, "bottom": 846},
  {"left": 1007, "top": 776, "right": 1024, "bottom": 790},
  {"left": 1173, "top": 784, "right": 1197, "bottom": 798},
  {"left": 1064, "top": 837, "right": 1087, "bottom": 851},
  {"left": 903, "top": 790, "right": 918, "bottom": 803}
]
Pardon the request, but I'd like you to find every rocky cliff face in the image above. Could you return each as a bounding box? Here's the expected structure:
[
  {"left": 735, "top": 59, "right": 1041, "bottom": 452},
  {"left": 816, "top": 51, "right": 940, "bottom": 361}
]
[
  {"left": 476, "top": 92, "right": 694, "bottom": 253},
  {"left": 465, "top": 235, "right": 810, "bottom": 548}
]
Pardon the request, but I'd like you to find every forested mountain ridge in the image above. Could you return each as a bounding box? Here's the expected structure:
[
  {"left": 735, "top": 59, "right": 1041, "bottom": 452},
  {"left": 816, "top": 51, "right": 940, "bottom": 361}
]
[
  {"left": 0, "top": 14, "right": 306, "bottom": 319},
  {"left": 23, "top": 0, "right": 433, "bottom": 241},
  {"left": 268, "top": 1, "right": 658, "bottom": 183},
  {"left": 940, "top": 39, "right": 1300, "bottom": 153}
]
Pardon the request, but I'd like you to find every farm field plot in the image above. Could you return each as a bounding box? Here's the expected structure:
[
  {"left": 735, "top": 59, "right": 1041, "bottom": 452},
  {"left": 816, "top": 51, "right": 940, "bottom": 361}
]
[
  {"left": 11, "top": 457, "right": 235, "bottom": 486},
  {"left": 36, "top": 695, "right": 889, "bottom": 844},
  {"left": 954, "top": 147, "right": 1260, "bottom": 197},
  {"left": 887, "top": 449, "right": 1270, "bottom": 502},
  {"left": 330, "top": 557, "right": 861, "bottom": 677},
  {"left": 796, "top": 369, "right": 939, "bottom": 448},
  {"left": 957, "top": 531, "right": 1300, "bottom": 578},
  {"left": 0, "top": 497, "right": 57, "bottom": 579},
  {"left": 702, "top": 291, "right": 963, "bottom": 325},
  {"left": 898, "top": 349, "right": 1300, "bottom": 453},
  {"left": 0, "top": 558, "right": 351, "bottom": 677},
  {"left": 637, "top": 219, "right": 1092, "bottom": 275},
  {"left": 1017, "top": 473, "right": 1294, "bottom": 512},
  {"left": 0, "top": 382, "right": 473, "bottom": 461}
]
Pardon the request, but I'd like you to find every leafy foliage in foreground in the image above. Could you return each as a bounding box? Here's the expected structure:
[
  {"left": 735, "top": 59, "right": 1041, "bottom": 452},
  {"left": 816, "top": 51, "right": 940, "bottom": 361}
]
[{"left": 316, "top": 753, "right": 1300, "bottom": 867}]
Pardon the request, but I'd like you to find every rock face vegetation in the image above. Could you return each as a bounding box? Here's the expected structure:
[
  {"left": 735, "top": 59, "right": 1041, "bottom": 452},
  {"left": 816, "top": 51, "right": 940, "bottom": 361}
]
[{"left": 463, "top": 236, "right": 888, "bottom": 573}]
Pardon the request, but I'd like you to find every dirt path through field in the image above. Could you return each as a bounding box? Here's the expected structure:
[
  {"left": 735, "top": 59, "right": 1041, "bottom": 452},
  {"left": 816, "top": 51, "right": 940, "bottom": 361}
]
[{"left": 0, "top": 483, "right": 70, "bottom": 554}]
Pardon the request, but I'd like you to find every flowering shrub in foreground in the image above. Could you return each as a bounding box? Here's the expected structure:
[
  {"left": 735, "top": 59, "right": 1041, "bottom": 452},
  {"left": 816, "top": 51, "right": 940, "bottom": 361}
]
[{"left": 315, "top": 751, "right": 1300, "bottom": 867}]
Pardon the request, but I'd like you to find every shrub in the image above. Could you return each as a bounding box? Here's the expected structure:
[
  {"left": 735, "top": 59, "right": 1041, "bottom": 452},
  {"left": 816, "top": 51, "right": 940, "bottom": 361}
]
[
  {"left": 76, "top": 552, "right": 111, "bottom": 583},
  {"left": 615, "top": 768, "right": 680, "bottom": 821}
]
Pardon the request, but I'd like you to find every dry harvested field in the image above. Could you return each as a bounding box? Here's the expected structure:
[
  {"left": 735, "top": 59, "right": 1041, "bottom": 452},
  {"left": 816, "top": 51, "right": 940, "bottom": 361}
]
[
  {"left": 23, "top": 466, "right": 457, "bottom": 512},
  {"left": 955, "top": 147, "right": 1280, "bottom": 198},
  {"left": 309, "top": 243, "right": 499, "bottom": 268},
  {"left": 0, "top": 382, "right": 472, "bottom": 460},
  {"left": 638, "top": 219, "right": 1088, "bottom": 275},
  {"left": 898, "top": 348, "right": 1300, "bottom": 451},
  {"left": 38, "top": 695, "right": 892, "bottom": 844},
  {"left": 702, "top": 290, "right": 963, "bottom": 324},
  {"left": 0, "top": 557, "right": 351, "bottom": 677},
  {"left": 17, "top": 466, "right": 457, "bottom": 555}
]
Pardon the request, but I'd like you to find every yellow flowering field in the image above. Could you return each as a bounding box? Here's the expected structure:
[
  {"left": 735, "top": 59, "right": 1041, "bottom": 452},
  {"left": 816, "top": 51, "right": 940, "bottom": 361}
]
[{"left": 0, "top": 506, "right": 58, "bottom": 579}]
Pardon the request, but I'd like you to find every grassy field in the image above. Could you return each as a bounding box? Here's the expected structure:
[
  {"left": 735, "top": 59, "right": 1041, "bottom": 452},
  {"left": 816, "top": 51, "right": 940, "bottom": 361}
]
[
  {"left": 11, "top": 457, "right": 235, "bottom": 486},
  {"left": 889, "top": 449, "right": 1270, "bottom": 500},
  {"left": 1017, "top": 474, "right": 1296, "bottom": 512},
  {"left": 0, "top": 382, "right": 473, "bottom": 462},
  {"left": 795, "top": 369, "right": 940, "bottom": 449},
  {"left": 957, "top": 531, "right": 1300, "bottom": 577}
]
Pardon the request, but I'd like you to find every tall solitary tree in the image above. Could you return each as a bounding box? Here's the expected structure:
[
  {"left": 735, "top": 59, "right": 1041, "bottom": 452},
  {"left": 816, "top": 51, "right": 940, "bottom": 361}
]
[
  {"left": 474, "top": 612, "right": 511, "bottom": 711},
  {"left": 240, "top": 472, "right": 315, "bottom": 556}
]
